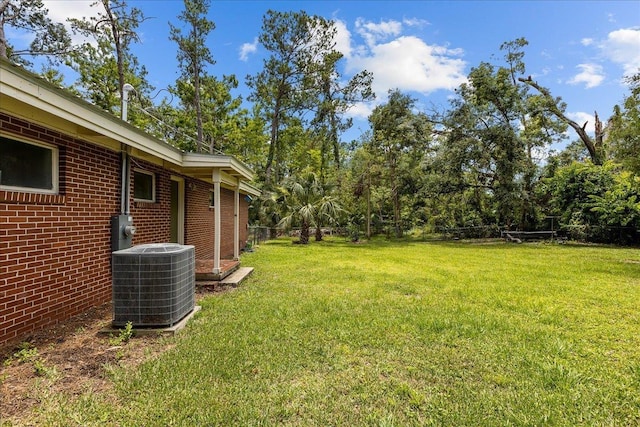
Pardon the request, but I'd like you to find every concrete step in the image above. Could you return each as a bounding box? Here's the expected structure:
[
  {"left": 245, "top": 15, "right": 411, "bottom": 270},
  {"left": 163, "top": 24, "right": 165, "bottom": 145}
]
[{"left": 220, "top": 266, "right": 254, "bottom": 286}]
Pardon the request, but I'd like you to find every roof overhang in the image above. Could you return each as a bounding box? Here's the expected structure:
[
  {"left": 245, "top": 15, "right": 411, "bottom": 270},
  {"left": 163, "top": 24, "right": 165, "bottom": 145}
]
[
  {"left": 0, "top": 59, "right": 255, "bottom": 185},
  {"left": 182, "top": 153, "right": 253, "bottom": 181},
  {"left": 240, "top": 181, "right": 261, "bottom": 197}
]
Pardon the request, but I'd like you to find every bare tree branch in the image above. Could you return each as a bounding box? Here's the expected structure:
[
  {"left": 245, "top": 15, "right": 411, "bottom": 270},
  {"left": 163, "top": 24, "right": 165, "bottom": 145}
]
[{"left": 518, "top": 77, "right": 605, "bottom": 164}]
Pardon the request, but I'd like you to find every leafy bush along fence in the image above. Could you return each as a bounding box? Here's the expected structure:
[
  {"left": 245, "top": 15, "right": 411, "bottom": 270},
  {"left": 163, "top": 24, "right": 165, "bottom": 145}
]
[
  {"left": 429, "top": 224, "right": 638, "bottom": 244},
  {"left": 541, "top": 162, "right": 640, "bottom": 245},
  {"left": 435, "top": 225, "right": 501, "bottom": 240},
  {"left": 562, "top": 224, "right": 639, "bottom": 245}
]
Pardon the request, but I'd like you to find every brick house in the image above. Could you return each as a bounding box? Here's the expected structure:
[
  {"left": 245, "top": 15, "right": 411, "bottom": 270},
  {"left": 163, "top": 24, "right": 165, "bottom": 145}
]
[{"left": 0, "top": 59, "right": 260, "bottom": 346}]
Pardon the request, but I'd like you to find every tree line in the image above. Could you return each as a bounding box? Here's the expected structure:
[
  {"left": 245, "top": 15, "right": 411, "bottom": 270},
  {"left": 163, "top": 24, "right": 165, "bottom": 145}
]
[{"left": 2, "top": 0, "right": 638, "bottom": 244}]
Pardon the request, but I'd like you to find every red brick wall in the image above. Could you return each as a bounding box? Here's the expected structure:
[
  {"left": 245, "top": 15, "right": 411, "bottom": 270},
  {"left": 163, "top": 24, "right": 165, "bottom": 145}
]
[
  {"left": 185, "top": 180, "right": 214, "bottom": 259},
  {"left": 184, "top": 185, "right": 250, "bottom": 259},
  {"left": 219, "top": 188, "right": 235, "bottom": 258},
  {"left": 1, "top": 113, "right": 120, "bottom": 346},
  {"left": 1, "top": 113, "right": 254, "bottom": 347},
  {"left": 240, "top": 197, "right": 249, "bottom": 249},
  {"left": 129, "top": 160, "right": 172, "bottom": 245}
]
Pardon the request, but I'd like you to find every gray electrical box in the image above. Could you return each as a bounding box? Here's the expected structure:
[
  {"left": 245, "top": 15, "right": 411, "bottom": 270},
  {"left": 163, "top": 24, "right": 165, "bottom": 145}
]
[{"left": 111, "top": 215, "right": 136, "bottom": 252}]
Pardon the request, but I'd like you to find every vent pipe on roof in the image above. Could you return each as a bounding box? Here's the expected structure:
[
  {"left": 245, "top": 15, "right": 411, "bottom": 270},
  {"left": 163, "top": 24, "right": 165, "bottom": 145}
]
[{"left": 121, "top": 83, "right": 135, "bottom": 122}]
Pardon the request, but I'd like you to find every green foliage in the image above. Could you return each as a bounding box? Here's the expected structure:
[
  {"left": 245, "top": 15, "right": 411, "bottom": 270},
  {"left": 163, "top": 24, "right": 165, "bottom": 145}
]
[
  {"left": 109, "top": 321, "right": 134, "bottom": 346},
  {"left": 247, "top": 10, "right": 352, "bottom": 187},
  {"left": 0, "top": 0, "right": 73, "bottom": 64},
  {"left": 367, "top": 89, "right": 432, "bottom": 237},
  {"left": 420, "top": 38, "right": 568, "bottom": 232},
  {"left": 66, "top": 0, "right": 154, "bottom": 128},
  {"left": 12, "top": 342, "right": 39, "bottom": 363},
  {"left": 169, "top": 0, "right": 215, "bottom": 153},
  {"left": 277, "top": 171, "right": 345, "bottom": 243},
  {"left": 609, "top": 72, "right": 640, "bottom": 175},
  {"left": 33, "top": 358, "right": 58, "bottom": 378},
  {"left": 546, "top": 140, "right": 591, "bottom": 170},
  {"left": 170, "top": 0, "right": 215, "bottom": 76},
  {"left": 6, "top": 2, "right": 640, "bottom": 247},
  {"left": 310, "top": 46, "right": 374, "bottom": 181},
  {"left": 8, "top": 342, "right": 58, "bottom": 378},
  {"left": 541, "top": 161, "right": 640, "bottom": 243}
]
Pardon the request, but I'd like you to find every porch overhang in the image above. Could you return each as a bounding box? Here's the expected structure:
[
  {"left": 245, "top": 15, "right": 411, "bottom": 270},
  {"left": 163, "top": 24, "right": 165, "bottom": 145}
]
[{"left": 182, "top": 153, "right": 253, "bottom": 181}]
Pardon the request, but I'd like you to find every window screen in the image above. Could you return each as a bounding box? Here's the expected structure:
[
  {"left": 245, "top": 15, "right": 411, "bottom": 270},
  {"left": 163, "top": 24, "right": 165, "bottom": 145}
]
[
  {"left": 0, "top": 136, "right": 56, "bottom": 192},
  {"left": 134, "top": 169, "right": 155, "bottom": 202}
]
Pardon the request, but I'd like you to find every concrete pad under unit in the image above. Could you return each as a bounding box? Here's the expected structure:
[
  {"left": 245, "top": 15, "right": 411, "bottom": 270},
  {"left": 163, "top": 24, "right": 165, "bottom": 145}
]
[{"left": 100, "top": 305, "right": 202, "bottom": 336}]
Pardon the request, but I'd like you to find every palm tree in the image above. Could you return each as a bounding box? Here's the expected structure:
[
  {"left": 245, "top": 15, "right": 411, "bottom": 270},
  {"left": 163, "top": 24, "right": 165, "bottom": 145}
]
[{"left": 278, "top": 172, "right": 345, "bottom": 244}]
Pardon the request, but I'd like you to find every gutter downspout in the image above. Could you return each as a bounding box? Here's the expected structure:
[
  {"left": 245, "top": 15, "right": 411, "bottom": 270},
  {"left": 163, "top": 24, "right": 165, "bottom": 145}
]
[{"left": 120, "top": 84, "right": 135, "bottom": 215}]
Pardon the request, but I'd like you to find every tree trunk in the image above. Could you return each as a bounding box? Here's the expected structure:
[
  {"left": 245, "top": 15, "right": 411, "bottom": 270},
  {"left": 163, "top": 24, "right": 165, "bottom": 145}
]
[
  {"left": 390, "top": 160, "right": 402, "bottom": 238},
  {"left": 366, "top": 168, "right": 371, "bottom": 239},
  {"left": 518, "top": 77, "right": 605, "bottom": 165},
  {"left": 103, "top": 0, "right": 125, "bottom": 102},
  {"left": 194, "top": 69, "right": 204, "bottom": 153},
  {"left": 300, "top": 221, "right": 310, "bottom": 244},
  {"left": 393, "top": 188, "right": 402, "bottom": 238},
  {"left": 315, "top": 225, "right": 323, "bottom": 242},
  {"left": 264, "top": 98, "right": 280, "bottom": 187}
]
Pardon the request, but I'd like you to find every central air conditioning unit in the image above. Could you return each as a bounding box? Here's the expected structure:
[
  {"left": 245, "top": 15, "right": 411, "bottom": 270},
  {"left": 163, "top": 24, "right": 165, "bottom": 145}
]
[{"left": 112, "top": 243, "right": 195, "bottom": 327}]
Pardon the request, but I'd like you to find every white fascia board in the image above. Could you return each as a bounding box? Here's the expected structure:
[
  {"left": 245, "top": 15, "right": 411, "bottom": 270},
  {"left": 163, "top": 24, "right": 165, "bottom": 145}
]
[
  {"left": 1, "top": 61, "right": 256, "bottom": 183},
  {"left": 240, "top": 181, "right": 261, "bottom": 197},
  {"left": 182, "top": 152, "right": 254, "bottom": 181},
  {"left": 0, "top": 60, "right": 183, "bottom": 165}
]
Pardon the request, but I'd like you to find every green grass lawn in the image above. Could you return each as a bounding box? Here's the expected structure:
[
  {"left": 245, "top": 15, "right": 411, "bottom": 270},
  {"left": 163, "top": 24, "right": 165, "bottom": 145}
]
[{"left": 26, "top": 239, "right": 640, "bottom": 425}]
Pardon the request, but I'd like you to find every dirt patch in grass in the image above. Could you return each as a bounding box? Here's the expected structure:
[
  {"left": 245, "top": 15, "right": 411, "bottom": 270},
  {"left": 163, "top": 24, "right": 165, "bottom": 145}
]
[{"left": 0, "top": 289, "right": 222, "bottom": 423}]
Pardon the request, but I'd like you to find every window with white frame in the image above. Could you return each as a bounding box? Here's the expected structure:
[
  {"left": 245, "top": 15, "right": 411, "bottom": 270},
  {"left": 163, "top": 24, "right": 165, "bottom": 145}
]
[
  {"left": 133, "top": 169, "right": 156, "bottom": 202},
  {"left": 209, "top": 190, "right": 215, "bottom": 208},
  {"left": 0, "top": 136, "right": 58, "bottom": 193}
]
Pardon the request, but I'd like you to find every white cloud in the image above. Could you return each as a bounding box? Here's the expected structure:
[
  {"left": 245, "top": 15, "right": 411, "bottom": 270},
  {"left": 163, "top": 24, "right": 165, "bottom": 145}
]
[
  {"left": 567, "top": 111, "right": 595, "bottom": 135},
  {"left": 600, "top": 27, "right": 640, "bottom": 76},
  {"left": 568, "top": 63, "right": 605, "bottom": 88},
  {"left": 355, "top": 18, "right": 402, "bottom": 48},
  {"left": 581, "top": 38, "right": 594, "bottom": 46},
  {"left": 337, "top": 17, "right": 467, "bottom": 120},
  {"left": 333, "top": 19, "right": 353, "bottom": 59},
  {"left": 402, "top": 17, "right": 430, "bottom": 28},
  {"left": 347, "top": 35, "right": 467, "bottom": 99},
  {"left": 42, "top": 0, "right": 99, "bottom": 44},
  {"left": 346, "top": 101, "right": 377, "bottom": 120},
  {"left": 43, "top": 0, "right": 96, "bottom": 23},
  {"left": 239, "top": 38, "right": 258, "bottom": 61}
]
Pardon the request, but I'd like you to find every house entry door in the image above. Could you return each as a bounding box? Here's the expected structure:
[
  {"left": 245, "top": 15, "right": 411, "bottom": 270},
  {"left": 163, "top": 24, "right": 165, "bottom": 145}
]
[{"left": 170, "top": 177, "right": 185, "bottom": 244}]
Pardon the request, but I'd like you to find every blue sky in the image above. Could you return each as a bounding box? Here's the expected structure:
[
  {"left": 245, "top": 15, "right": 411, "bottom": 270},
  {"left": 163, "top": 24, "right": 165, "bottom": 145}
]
[{"left": 22, "top": 1, "right": 640, "bottom": 150}]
